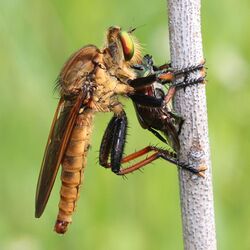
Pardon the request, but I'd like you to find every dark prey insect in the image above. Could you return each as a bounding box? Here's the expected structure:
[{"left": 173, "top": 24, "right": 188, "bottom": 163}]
[
  {"left": 99, "top": 54, "right": 207, "bottom": 176},
  {"left": 35, "top": 26, "right": 145, "bottom": 234}
]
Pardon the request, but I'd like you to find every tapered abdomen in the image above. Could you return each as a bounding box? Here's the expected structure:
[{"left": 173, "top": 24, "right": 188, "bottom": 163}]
[{"left": 54, "top": 110, "right": 93, "bottom": 234}]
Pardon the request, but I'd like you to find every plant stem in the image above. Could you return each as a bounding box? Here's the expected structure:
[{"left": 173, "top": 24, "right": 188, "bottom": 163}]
[{"left": 167, "top": 0, "right": 217, "bottom": 249}]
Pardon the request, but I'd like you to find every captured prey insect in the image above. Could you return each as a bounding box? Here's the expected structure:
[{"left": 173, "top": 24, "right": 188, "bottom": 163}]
[
  {"left": 99, "top": 54, "right": 207, "bottom": 176},
  {"left": 35, "top": 26, "right": 145, "bottom": 234}
]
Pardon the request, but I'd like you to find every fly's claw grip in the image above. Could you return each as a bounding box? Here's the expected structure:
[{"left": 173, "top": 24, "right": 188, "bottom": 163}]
[
  {"left": 178, "top": 162, "right": 207, "bottom": 178},
  {"left": 173, "top": 59, "right": 207, "bottom": 89}
]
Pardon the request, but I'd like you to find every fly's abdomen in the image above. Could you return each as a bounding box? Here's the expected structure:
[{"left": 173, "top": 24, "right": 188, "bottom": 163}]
[{"left": 54, "top": 111, "right": 93, "bottom": 234}]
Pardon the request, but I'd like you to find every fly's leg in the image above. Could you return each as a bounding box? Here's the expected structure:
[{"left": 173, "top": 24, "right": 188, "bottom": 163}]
[
  {"left": 118, "top": 146, "right": 178, "bottom": 174},
  {"left": 173, "top": 61, "right": 205, "bottom": 78},
  {"left": 99, "top": 111, "right": 127, "bottom": 173},
  {"left": 110, "top": 112, "right": 127, "bottom": 173},
  {"left": 131, "top": 56, "right": 206, "bottom": 91},
  {"left": 102, "top": 146, "right": 206, "bottom": 177},
  {"left": 100, "top": 119, "right": 206, "bottom": 176},
  {"left": 129, "top": 60, "right": 206, "bottom": 105},
  {"left": 159, "top": 60, "right": 206, "bottom": 103},
  {"left": 118, "top": 146, "right": 206, "bottom": 177},
  {"left": 158, "top": 60, "right": 206, "bottom": 87},
  {"left": 129, "top": 74, "right": 157, "bottom": 89},
  {"left": 99, "top": 116, "right": 117, "bottom": 167},
  {"left": 129, "top": 94, "right": 163, "bottom": 107}
]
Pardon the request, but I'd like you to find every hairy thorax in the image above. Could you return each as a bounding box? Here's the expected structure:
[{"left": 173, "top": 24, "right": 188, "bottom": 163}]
[{"left": 90, "top": 61, "right": 134, "bottom": 114}]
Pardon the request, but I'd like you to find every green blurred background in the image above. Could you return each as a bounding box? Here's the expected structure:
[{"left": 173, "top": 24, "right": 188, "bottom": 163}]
[{"left": 1, "top": 0, "right": 250, "bottom": 249}]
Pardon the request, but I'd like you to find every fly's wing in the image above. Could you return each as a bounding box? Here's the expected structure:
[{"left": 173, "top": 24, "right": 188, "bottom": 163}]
[
  {"left": 58, "top": 45, "right": 100, "bottom": 93},
  {"left": 35, "top": 94, "right": 85, "bottom": 218},
  {"left": 163, "top": 110, "right": 183, "bottom": 152},
  {"left": 35, "top": 45, "right": 99, "bottom": 218}
]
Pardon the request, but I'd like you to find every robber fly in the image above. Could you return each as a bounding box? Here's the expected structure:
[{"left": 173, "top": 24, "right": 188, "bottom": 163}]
[
  {"left": 35, "top": 26, "right": 147, "bottom": 234},
  {"left": 99, "top": 54, "right": 207, "bottom": 175},
  {"left": 36, "top": 25, "right": 206, "bottom": 234}
]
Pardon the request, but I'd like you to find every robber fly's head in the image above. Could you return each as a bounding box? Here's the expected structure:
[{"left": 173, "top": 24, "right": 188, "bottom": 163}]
[{"left": 104, "top": 26, "right": 141, "bottom": 66}]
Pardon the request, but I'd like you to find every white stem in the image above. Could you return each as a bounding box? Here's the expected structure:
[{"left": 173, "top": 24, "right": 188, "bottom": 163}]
[{"left": 167, "top": 1, "right": 217, "bottom": 249}]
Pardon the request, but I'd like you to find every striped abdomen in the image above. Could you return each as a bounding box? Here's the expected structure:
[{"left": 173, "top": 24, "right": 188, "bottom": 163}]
[{"left": 54, "top": 110, "right": 93, "bottom": 234}]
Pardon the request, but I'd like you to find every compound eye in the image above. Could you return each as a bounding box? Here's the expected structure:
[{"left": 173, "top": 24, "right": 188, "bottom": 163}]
[{"left": 118, "top": 31, "right": 134, "bottom": 61}]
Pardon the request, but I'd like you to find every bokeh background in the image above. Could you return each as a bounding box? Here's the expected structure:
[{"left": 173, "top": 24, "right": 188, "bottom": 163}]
[{"left": 1, "top": 0, "right": 250, "bottom": 249}]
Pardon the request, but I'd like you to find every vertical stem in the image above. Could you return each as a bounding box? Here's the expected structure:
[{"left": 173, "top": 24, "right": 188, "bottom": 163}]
[{"left": 167, "top": 1, "right": 217, "bottom": 249}]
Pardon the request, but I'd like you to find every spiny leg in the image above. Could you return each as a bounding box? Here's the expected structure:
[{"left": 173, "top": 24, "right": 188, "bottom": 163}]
[
  {"left": 161, "top": 61, "right": 206, "bottom": 104},
  {"left": 102, "top": 145, "right": 206, "bottom": 177},
  {"left": 130, "top": 60, "right": 206, "bottom": 105},
  {"left": 110, "top": 111, "right": 128, "bottom": 173},
  {"left": 116, "top": 146, "right": 206, "bottom": 176},
  {"left": 173, "top": 60, "right": 206, "bottom": 89},
  {"left": 99, "top": 115, "right": 117, "bottom": 167},
  {"left": 130, "top": 57, "right": 205, "bottom": 91},
  {"left": 102, "top": 146, "right": 173, "bottom": 171},
  {"left": 99, "top": 111, "right": 128, "bottom": 174},
  {"left": 172, "top": 61, "right": 205, "bottom": 76}
]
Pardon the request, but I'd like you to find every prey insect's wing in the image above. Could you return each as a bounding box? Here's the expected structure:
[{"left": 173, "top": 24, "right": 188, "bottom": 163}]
[
  {"left": 132, "top": 102, "right": 152, "bottom": 129},
  {"left": 133, "top": 103, "right": 181, "bottom": 151},
  {"left": 35, "top": 93, "right": 86, "bottom": 218},
  {"left": 161, "top": 112, "right": 181, "bottom": 152}
]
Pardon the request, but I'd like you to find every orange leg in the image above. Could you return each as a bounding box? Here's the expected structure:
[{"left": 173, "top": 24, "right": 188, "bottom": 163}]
[{"left": 104, "top": 146, "right": 206, "bottom": 177}]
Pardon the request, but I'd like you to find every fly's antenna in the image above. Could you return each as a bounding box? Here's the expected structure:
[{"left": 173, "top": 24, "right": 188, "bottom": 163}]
[
  {"left": 128, "top": 27, "right": 137, "bottom": 33},
  {"left": 127, "top": 24, "right": 146, "bottom": 34}
]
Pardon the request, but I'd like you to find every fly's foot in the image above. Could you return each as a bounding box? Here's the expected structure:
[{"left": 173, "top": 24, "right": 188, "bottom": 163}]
[
  {"left": 173, "top": 59, "right": 206, "bottom": 89},
  {"left": 196, "top": 165, "right": 208, "bottom": 178},
  {"left": 178, "top": 162, "right": 207, "bottom": 178}
]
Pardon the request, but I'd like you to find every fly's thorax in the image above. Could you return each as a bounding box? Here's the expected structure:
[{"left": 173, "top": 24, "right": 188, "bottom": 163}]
[
  {"left": 90, "top": 66, "right": 131, "bottom": 113},
  {"left": 90, "top": 82, "right": 120, "bottom": 113}
]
